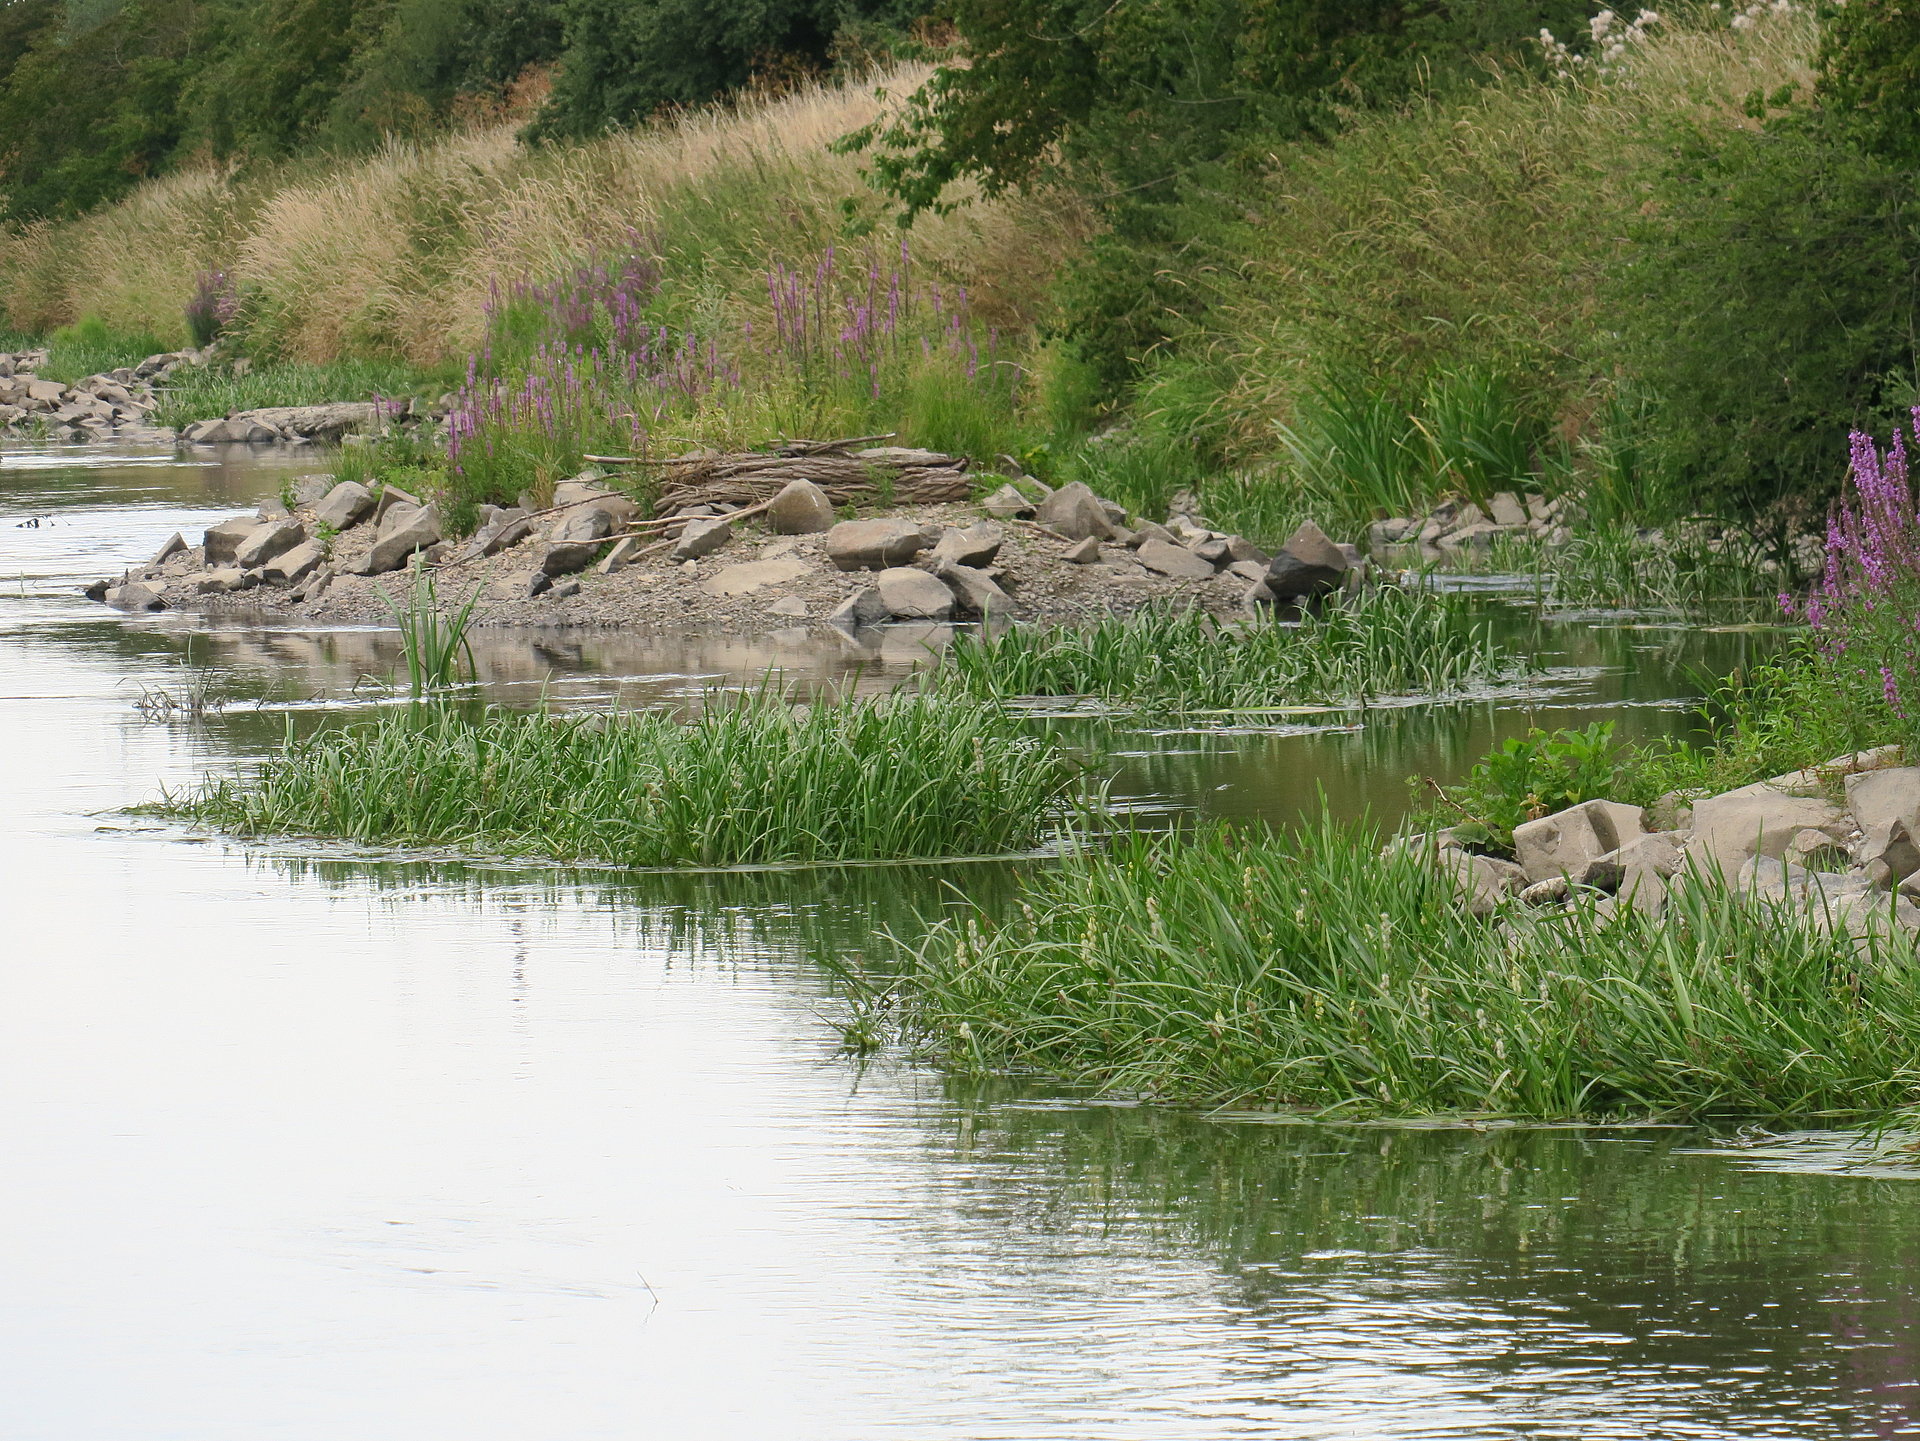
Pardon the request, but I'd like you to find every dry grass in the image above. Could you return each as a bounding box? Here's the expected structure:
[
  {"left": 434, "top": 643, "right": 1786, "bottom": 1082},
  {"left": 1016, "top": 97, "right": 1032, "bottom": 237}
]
[{"left": 0, "top": 66, "right": 1085, "bottom": 363}]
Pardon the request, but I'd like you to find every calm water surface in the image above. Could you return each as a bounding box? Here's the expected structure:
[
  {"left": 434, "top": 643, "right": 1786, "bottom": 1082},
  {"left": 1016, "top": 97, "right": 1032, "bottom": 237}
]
[{"left": 4, "top": 443, "right": 1916, "bottom": 1440}]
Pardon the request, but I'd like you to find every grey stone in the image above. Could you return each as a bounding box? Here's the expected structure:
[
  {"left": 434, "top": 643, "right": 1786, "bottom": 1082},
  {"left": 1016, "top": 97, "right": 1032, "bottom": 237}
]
[
  {"left": 1487, "top": 491, "right": 1528, "bottom": 527},
  {"left": 1241, "top": 578, "right": 1275, "bottom": 614},
  {"left": 151, "top": 532, "right": 187, "bottom": 566},
  {"left": 462, "top": 508, "right": 532, "bottom": 560},
  {"left": 256, "top": 498, "right": 291, "bottom": 521},
  {"left": 981, "top": 483, "right": 1036, "bottom": 520},
  {"left": 291, "top": 476, "right": 333, "bottom": 507},
  {"left": 704, "top": 558, "right": 810, "bottom": 597},
  {"left": 1437, "top": 850, "right": 1526, "bottom": 916},
  {"left": 549, "top": 504, "right": 614, "bottom": 544},
  {"left": 596, "top": 536, "right": 645, "bottom": 574},
  {"left": 670, "top": 516, "right": 733, "bottom": 562},
  {"left": 1369, "top": 518, "right": 1419, "bottom": 547},
  {"left": 203, "top": 515, "right": 259, "bottom": 567},
  {"left": 827, "top": 586, "right": 891, "bottom": 629},
  {"left": 1787, "top": 827, "right": 1853, "bottom": 870},
  {"left": 1860, "top": 820, "right": 1920, "bottom": 888},
  {"left": 1136, "top": 537, "right": 1215, "bottom": 580},
  {"left": 766, "top": 595, "right": 810, "bottom": 618},
  {"left": 875, "top": 566, "right": 955, "bottom": 621},
  {"left": 1691, "top": 784, "right": 1848, "bottom": 877},
  {"left": 930, "top": 521, "right": 1005, "bottom": 569},
  {"left": 1128, "top": 521, "right": 1176, "bottom": 548},
  {"left": 195, "top": 569, "right": 245, "bottom": 594},
  {"left": 539, "top": 541, "right": 601, "bottom": 577},
  {"left": 939, "top": 563, "right": 1013, "bottom": 616},
  {"left": 1265, "top": 521, "right": 1350, "bottom": 600},
  {"left": 1846, "top": 766, "right": 1920, "bottom": 835},
  {"left": 765, "top": 479, "right": 836, "bottom": 534},
  {"left": 262, "top": 540, "right": 324, "bottom": 586},
  {"left": 373, "top": 483, "right": 421, "bottom": 523},
  {"left": 492, "top": 570, "right": 551, "bottom": 600},
  {"left": 1224, "top": 535, "right": 1270, "bottom": 565},
  {"left": 1063, "top": 537, "right": 1101, "bottom": 564},
  {"left": 1512, "top": 799, "right": 1647, "bottom": 885},
  {"left": 104, "top": 581, "right": 165, "bottom": 611},
  {"left": 234, "top": 518, "right": 306, "bottom": 571},
  {"left": 1189, "top": 538, "right": 1231, "bottom": 567},
  {"left": 1034, "top": 481, "right": 1119, "bottom": 541},
  {"left": 547, "top": 578, "right": 581, "bottom": 600},
  {"left": 313, "top": 481, "right": 375, "bottom": 532},
  {"left": 825, "top": 519, "right": 930, "bottom": 571},
  {"left": 1228, "top": 560, "right": 1268, "bottom": 583},
  {"left": 1519, "top": 876, "right": 1572, "bottom": 906},
  {"left": 365, "top": 506, "right": 443, "bottom": 574}
]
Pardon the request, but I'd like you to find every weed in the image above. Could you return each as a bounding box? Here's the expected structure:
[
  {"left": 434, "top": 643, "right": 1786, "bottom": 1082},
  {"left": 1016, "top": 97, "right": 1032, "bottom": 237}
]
[{"left": 375, "top": 567, "right": 480, "bottom": 699}]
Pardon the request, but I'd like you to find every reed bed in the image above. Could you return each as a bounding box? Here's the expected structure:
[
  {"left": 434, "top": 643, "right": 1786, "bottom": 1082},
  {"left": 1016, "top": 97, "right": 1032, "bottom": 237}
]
[
  {"left": 930, "top": 586, "right": 1527, "bottom": 715},
  {"left": 162, "top": 691, "right": 1084, "bottom": 867},
  {"left": 849, "top": 822, "right": 1920, "bottom": 1120}
]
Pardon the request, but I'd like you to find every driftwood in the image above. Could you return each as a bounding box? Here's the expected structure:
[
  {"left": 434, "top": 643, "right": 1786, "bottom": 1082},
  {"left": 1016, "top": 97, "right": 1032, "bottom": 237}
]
[{"left": 585, "top": 436, "right": 970, "bottom": 515}]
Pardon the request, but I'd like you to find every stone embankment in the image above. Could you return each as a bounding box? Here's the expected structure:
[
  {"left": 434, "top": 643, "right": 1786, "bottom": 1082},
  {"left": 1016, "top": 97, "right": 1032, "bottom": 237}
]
[
  {"left": 88, "top": 455, "right": 1372, "bottom": 632},
  {"left": 1370, "top": 491, "right": 1573, "bottom": 554},
  {"left": 0, "top": 346, "right": 193, "bottom": 439},
  {"left": 1412, "top": 747, "right": 1920, "bottom": 943}
]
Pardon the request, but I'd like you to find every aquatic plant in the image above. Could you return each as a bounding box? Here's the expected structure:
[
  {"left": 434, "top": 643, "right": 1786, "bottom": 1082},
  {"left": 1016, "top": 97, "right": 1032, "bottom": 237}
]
[
  {"left": 162, "top": 691, "right": 1085, "bottom": 867},
  {"left": 376, "top": 568, "right": 481, "bottom": 700},
  {"left": 847, "top": 821, "right": 1920, "bottom": 1120},
  {"left": 930, "top": 586, "right": 1529, "bottom": 716},
  {"left": 1482, "top": 524, "right": 1781, "bottom": 611}
]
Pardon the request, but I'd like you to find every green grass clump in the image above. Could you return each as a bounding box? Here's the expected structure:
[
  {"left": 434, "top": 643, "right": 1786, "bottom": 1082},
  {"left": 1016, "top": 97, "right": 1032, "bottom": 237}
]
[
  {"left": 931, "top": 587, "right": 1528, "bottom": 716},
  {"left": 1484, "top": 524, "right": 1784, "bottom": 611},
  {"left": 38, "top": 314, "right": 168, "bottom": 383},
  {"left": 855, "top": 822, "right": 1920, "bottom": 1119},
  {"left": 162, "top": 691, "right": 1084, "bottom": 867},
  {"left": 149, "top": 357, "right": 445, "bottom": 428}
]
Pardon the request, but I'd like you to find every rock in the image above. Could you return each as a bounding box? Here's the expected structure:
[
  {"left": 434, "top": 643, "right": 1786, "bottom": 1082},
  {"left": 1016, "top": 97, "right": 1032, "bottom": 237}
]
[
  {"left": 1128, "top": 521, "right": 1176, "bottom": 548},
  {"left": 492, "top": 570, "right": 551, "bottom": 600},
  {"left": 982, "top": 484, "right": 1037, "bottom": 520},
  {"left": 1691, "top": 784, "right": 1848, "bottom": 877},
  {"left": 291, "top": 476, "right": 333, "bottom": 507},
  {"left": 930, "top": 521, "right": 1005, "bottom": 569},
  {"left": 256, "top": 498, "right": 292, "bottom": 522},
  {"left": 551, "top": 478, "right": 607, "bottom": 507},
  {"left": 596, "top": 536, "right": 644, "bottom": 574},
  {"left": 262, "top": 540, "right": 324, "bottom": 586},
  {"left": 461, "top": 508, "right": 532, "bottom": 561},
  {"left": 874, "top": 566, "right": 955, "bottom": 621},
  {"left": 1519, "top": 876, "right": 1572, "bottom": 906},
  {"left": 547, "top": 578, "right": 582, "bottom": 600},
  {"left": 233, "top": 518, "right": 306, "bottom": 571},
  {"left": 1063, "top": 537, "right": 1102, "bottom": 564},
  {"left": 939, "top": 562, "right": 1013, "bottom": 615},
  {"left": 704, "top": 558, "right": 810, "bottom": 597},
  {"left": 1265, "top": 521, "right": 1350, "bottom": 600},
  {"left": 827, "top": 586, "right": 891, "bottom": 629},
  {"left": 1649, "top": 791, "right": 1697, "bottom": 832},
  {"left": 1436, "top": 522, "right": 1507, "bottom": 551},
  {"left": 293, "top": 571, "right": 332, "bottom": 604},
  {"left": 1241, "top": 578, "right": 1275, "bottom": 614},
  {"left": 1487, "top": 492, "right": 1528, "bottom": 527},
  {"left": 1616, "top": 867, "right": 1670, "bottom": 917},
  {"left": 1845, "top": 766, "right": 1920, "bottom": 835},
  {"left": 203, "top": 516, "right": 259, "bottom": 567},
  {"left": 313, "top": 481, "right": 375, "bottom": 531},
  {"left": 1134, "top": 537, "right": 1216, "bottom": 580},
  {"left": 104, "top": 581, "right": 165, "bottom": 611},
  {"left": 1437, "top": 850, "right": 1526, "bottom": 916},
  {"left": 670, "top": 516, "right": 733, "bottom": 562},
  {"left": 1227, "top": 560, "right": 1268, "bottom": 583},
  {"left": 549, "top": 504, "right": 614, "bottom": 544},
  {"left": 1188, "top": 538, "right": 1231, "bottom": 568},
  {"left": 1860, "top": 820, "right": 1920, "bottom": 888},
  {"left": 364, "top": 506, "right": 443, "bottom": 574},
  {"left": 766, "top": 595, "right": 810, "bottom": 618},
  {"left": 194, "top": 568, "right": 245, "bottom": 594},
  {"left": 1512, "top": 799, "right": 1647, "bottom": 885},
  {"left": 373, "top": 484, "right": 421, "bottom": 523},
  {"left": 1786, "top": 827, "right": 1852, "bottom": 869},
  {"left": 151, "top": 532, "right": 187, "bottom": 566},
  {"left": 1224, "top": 535, "right": 1270, "bottom": 565},
  {"left": 539, "top": 541, "right": 600, "bottom": 577},
  {"left": 1369, "top": 518, "right": 1419, "bottom": 547},
  {"left": 1034, "top": 481, "right": 1119, "bottom": 541},
  {"left": 825, "top": 519, "right": 931, "bottom": 571},
  {"left": 82, "top": 578, "right": 109, "bottom": 602},
  {"left": 765, "top": 479, "right": 836, "bottom": 534}
]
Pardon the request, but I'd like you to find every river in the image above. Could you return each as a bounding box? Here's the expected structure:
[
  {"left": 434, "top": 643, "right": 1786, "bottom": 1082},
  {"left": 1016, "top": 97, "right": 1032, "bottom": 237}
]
[{"left": 5, "top": 442, "right": 1917, "bottom": 1440}]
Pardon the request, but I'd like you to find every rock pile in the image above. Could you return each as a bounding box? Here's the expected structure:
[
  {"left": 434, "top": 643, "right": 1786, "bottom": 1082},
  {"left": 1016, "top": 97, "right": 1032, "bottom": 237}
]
[
  {"left": 0, "top": 346, "right": 196, "bottom": 439},
  {"left": 1369, "top": 491, "right": 1573, "bottom": 553},
  {"left": 1410, "top": 746, "right": 1920, "bottom": 944},
  {"left": 179, "top": 402, "right": 390, "bottom": 446}
]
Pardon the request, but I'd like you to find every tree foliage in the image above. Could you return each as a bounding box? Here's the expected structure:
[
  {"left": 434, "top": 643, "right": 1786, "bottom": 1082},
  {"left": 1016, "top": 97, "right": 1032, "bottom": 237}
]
[{"left": 1817, "top": 0, "right": 1920, "bottom": 166}]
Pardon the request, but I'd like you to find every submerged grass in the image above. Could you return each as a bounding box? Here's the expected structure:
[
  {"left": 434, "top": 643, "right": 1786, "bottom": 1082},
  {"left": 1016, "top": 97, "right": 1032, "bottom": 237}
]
[
  {"left": 931, "top": 586, "right": 1528, "bottom": 716},
  {"left": 849, "top": 822, "right": 1920, "bottom": 1120},
  {"left": 160, "top": 690, "right": 1085, "bottom": 867}
]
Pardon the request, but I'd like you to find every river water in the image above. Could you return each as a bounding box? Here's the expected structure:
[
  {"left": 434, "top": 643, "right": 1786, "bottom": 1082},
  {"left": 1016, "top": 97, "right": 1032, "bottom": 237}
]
[{"left": 6, "top": 443, "right": 1919, "bottom": 1440}]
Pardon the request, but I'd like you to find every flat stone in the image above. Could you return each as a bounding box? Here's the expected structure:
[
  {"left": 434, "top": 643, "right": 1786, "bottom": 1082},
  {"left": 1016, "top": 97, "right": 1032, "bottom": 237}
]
[
  {"left": 313, "top": 481, "right": 375, "bottom": 531},
  {"left": 704, "top": 557, "right": 810, "bottom": 597},
  {"left": 825, "top": 519, "right": 930, "bottom": 571},
  {"left": 1488, "top": 491, "right": 1528, "bottom": 527},
  {"left": 492, "top": 570, "right": 551, "bottom": 600},
  {"left": 1860, "top": 819, "right": 1920, "bottom": 888},
  {"left": 104, "top": 581, "right": 165, "bottom": 611},
  {"left": 1188, "top": 537, "right": 1230, "bottom": 567},
  {"left": 539, "top": 541, "right": 601, "bottom": 577},
  {"left": 1136, "top": 537, "right": 1215, "bottom": 580},
  {"left": 373, "top": 484, "right": 421, "bottom": 523},
  {"left": 875, "top": 566, "right": 955, "bottom": 620},
  {"left": 549, "top": 503, "right": 614, "bottom": 544},
  {"left": 930, "top": 520, "right": 1004, "bottom": 569},
  {"left": 195, "top": 568, "right": 246, "bottom": 594},
  {"left": 766, "top": 595, "right": 810, "bottom": 618},
  {"left": 596, "top": 536, "right": 645, "bottom": 574},
  {"left": 547, "top": 578, "right": 581, "bottom": 600},
  {"left": 234, "top": 518, "right": 306, "bottom": 570},
  {"left": 670, "top": 516, "right": 734, "bottom": 562},
  {"left": 262, "top": 540, "right": 324, "bottom": 586},
  {"left": 1128, "top": 521, "right": 1176, "bottom": 548},
  {"left": 1846, "top": 766, "right": 1920, "bottom": 835},
  {"left": 1224, "top": 535, "right": 1270, "bottom": 565},
  {"left": 938, "top": 562, "right": 1013, "bottom": 616},
  {"left": 1034, "top": 481, "right": 1118, "bottom": 541},
  {"left": 765, "top": 479, "right": 836, "bottom": 534},
  {"left": 1063, "top": 537, "right": 1101, "bottom": 564}
]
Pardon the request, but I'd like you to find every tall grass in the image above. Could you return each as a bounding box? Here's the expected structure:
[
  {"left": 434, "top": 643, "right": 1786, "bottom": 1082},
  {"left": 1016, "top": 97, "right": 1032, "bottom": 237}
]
[
  {"left": 847, "top": 821, "right": 1920, "bottom": 1119},
  {"left": 377, "top": 570, "right": 481, "bottom": 699},
  {"left": 149, "top": 357, "right": 446, "bottom": 428},
  {"left": 161, "top": 691, "right": 1085, "bottom": 867},
  {"left": 931, "top": 587, "right": 1529, "bottom": 715},
  {"left": 1482, "top": 524, "right": 1783, "bottom": 611}
]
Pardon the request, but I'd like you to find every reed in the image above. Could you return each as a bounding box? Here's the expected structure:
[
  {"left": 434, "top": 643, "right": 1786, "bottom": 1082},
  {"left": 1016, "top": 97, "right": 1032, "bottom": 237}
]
[
  {"left": 930, "top": 586, "right": 1528, "bottom": 715},
  {"left": 377, "top": 569, "right": 481, "bottom": 699},
  {"left": 160, "top": 690, "right": 1084, "bottom": 867},
  {"left": 850, "top": 821, "right": 1920, "bottom": 1120}
]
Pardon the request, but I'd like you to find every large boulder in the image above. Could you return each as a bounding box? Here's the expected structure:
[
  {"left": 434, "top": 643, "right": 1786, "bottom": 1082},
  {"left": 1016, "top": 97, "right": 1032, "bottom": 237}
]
[
  {"left": 1436, "top": 849, "right": 1526, "bottom": 916},
  {"left": 1135, "top": 537, "right": 1215, "bottom": 580},
  {"left": 1512, "top": 799, "right": 1647, "bottom": 885},
  {"left": 827, "top": 585, "right": 891, "bottom": 629},
  {"left": 313, "top": 481, "right": 375, "bottom": 532},
  {"left": 364, "top": 506, "right": 443, "bottom": 574},
  {"left": 930, "top": 521, "right": 1004, "bottom": 569},
  {"left": 1859, "top": 820, "right": 1920, "bottom": 888},
  {"left": 203, "top": 515, "right": 259, "bottom": 567},
  {"left": 938, "top": 562, "right": 1013, "bottom": 615},
  {"left": 151, "top": 532, "right": 187, "bottom": 566},
  {"left": 234, "top": 518, "right": 306, "bottom": 571},
  {"left": 875, "top": 566, "right": 955, "bottom": 620},
  {"left": 765, "top": 479, "right": 835, "bottom": 534},
  {"left": 1034, "top": 481, "right": 1119, "bottom": 542},
  {"left": 1691, "top": 783, "right": 1848, "bottom": 877},
  {"left": 1845, "top": 766, "right": 1920, "bottom": 835},
  {"left": 262, "top": 540, "right": 324, "bottom": 586},
  {"left": 825, "top": 519, "right": 930, "bottom": 571},
  {"left": 1265, "top": 521, "right": 1349, "bottom": 600}
]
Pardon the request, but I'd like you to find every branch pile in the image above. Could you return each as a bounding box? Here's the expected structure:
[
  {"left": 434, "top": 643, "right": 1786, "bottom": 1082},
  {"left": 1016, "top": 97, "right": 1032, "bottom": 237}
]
[{"left": 619, "top": 439, "right": 972, "bottom": 514}]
